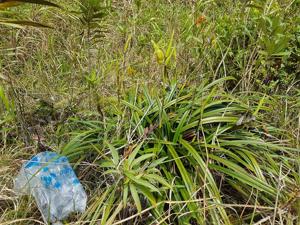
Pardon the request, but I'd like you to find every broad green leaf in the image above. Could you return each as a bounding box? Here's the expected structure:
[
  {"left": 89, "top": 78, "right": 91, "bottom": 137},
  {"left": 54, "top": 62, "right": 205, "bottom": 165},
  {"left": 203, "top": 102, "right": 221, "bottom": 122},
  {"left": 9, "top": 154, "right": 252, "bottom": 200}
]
[
  {"left": 130, "top": 183, "right": 141, "bottom": 213},
  {"left": 148, "top": 156, "right": 168, "bottom": 168},
  {"left": 123, "top": 184, "right": 129, "bottom": 206},
  {"left": 0, "top": 0, "right": 60, "bottom": 8},
  {"left": 0, "top": 20, "right": 51, "bottom": 28},
  {"left": 144, "top": 173, "right": 172, "bottom": 188},
  {"left": 209, "top": 155, "right": 276, "bottom": 195},
  {"left": 121, "top": 100, "right": 144, "bottom": 115},
  {"left": 125, "top": 171, "right": 160, "bottom": 193},
  {"left": 105, "top": 141, "right": 119, "bottom": 166},
  {"left": 182, "top": 116, "right": 238, "bottom": 131},
  {"left": 173, "top": 110, "right": 189, "bottom": 142},
  {"left": 137, "top": 184, "right": 157, "bottom": 206},
  {"left": 166, "top": 144, "right": 194, "bottom": 194},
  {"left": 132, "top": 153, "right": 155, "bottom": 168},
  {"left": 128, "top": 141, "right": 144, "bottom": 166}
]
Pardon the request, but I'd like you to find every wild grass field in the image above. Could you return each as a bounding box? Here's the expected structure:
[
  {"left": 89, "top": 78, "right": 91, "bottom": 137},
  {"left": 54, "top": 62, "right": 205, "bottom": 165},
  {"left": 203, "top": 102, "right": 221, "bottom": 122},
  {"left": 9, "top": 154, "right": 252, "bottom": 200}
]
[{"left": 0, "top": 0, "right": 300, "bottom": 224}]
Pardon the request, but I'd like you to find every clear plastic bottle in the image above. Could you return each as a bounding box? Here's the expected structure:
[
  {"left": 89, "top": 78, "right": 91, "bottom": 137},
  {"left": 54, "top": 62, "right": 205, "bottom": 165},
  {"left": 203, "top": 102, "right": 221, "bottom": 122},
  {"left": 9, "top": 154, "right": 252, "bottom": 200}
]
[{"left": 14, "top": 151, "right": 87, "bottom": 224}]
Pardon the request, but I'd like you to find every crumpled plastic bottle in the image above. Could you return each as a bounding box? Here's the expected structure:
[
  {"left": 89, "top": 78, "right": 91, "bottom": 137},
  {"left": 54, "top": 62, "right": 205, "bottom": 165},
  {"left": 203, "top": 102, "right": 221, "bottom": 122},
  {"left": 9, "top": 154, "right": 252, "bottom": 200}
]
[{"left": 14, "top": 151, "right": 87, "bottom": 224}]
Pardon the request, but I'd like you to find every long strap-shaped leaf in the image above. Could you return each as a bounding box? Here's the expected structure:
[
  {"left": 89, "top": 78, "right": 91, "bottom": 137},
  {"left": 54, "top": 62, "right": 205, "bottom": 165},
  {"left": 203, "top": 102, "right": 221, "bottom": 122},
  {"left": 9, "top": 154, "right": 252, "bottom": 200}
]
[
  {"left": 0, "top": 0, "right": 60, "bottom": 8},
  {"left": 0, "top": 20, "right": 51, "bottom": 28},
  {"left": 166, "top": 144, "right": 205, "bottom": 224},
  {"left": 180, "top": 139, "right": 231, "bottom": 225}
]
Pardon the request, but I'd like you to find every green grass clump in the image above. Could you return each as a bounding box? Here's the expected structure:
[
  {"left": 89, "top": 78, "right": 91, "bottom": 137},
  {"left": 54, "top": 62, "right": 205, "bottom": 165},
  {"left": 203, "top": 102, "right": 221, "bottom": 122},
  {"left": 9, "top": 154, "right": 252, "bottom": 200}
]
[{"left": 57, "top": 78, "right": 298, "bottom": 224}]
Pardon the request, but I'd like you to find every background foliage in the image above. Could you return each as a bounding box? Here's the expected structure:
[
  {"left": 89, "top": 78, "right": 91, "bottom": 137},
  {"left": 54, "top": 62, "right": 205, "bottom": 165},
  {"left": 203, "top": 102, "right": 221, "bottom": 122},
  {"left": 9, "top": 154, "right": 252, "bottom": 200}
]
[{"left": 0, "top": 0, "right": 299, "bottom": 224}]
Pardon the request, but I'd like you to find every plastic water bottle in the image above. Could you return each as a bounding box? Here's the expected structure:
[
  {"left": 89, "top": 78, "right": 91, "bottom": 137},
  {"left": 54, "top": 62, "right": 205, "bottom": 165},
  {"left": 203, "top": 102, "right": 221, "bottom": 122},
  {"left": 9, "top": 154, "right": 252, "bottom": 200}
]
[{"left": 14, "top": 151, "right": 87, "bottom": 224}]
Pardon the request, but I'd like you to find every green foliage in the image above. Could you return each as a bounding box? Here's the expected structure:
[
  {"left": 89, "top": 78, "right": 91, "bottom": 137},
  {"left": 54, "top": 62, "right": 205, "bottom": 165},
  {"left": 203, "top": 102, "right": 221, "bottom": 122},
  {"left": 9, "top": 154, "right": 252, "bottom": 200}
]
[
  {"left": 258, "top": 15, "right": 291, "bottom": 57},
  {"left": 85, "top": 69, "right": 101, "bottom": 87},
  {"left": 151, "top": 31, "right": 176, "bottom": 67},
  {"left": 0, "top": 0, "right": 299, "bottom": 224},
  {"left": 0, "top": 0, "right": 59, "bottom": 8},
  {"left": 0, "top": 86, "right": 14, "bottom": 113},
  {"left": 62, "top": 78, "right": 299, "bottom": 224},
  {"left": 0, "top": 85, "right": 15, "bottom": 146},
  {"left": 0, "top": 0, "right": 60, "bottom": 27},
  {"left": 78, "top": 0, "right": 108, "bottom": 43},
  {"left": 99, "top": 141, "right": 169, "bottom": 214}
]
